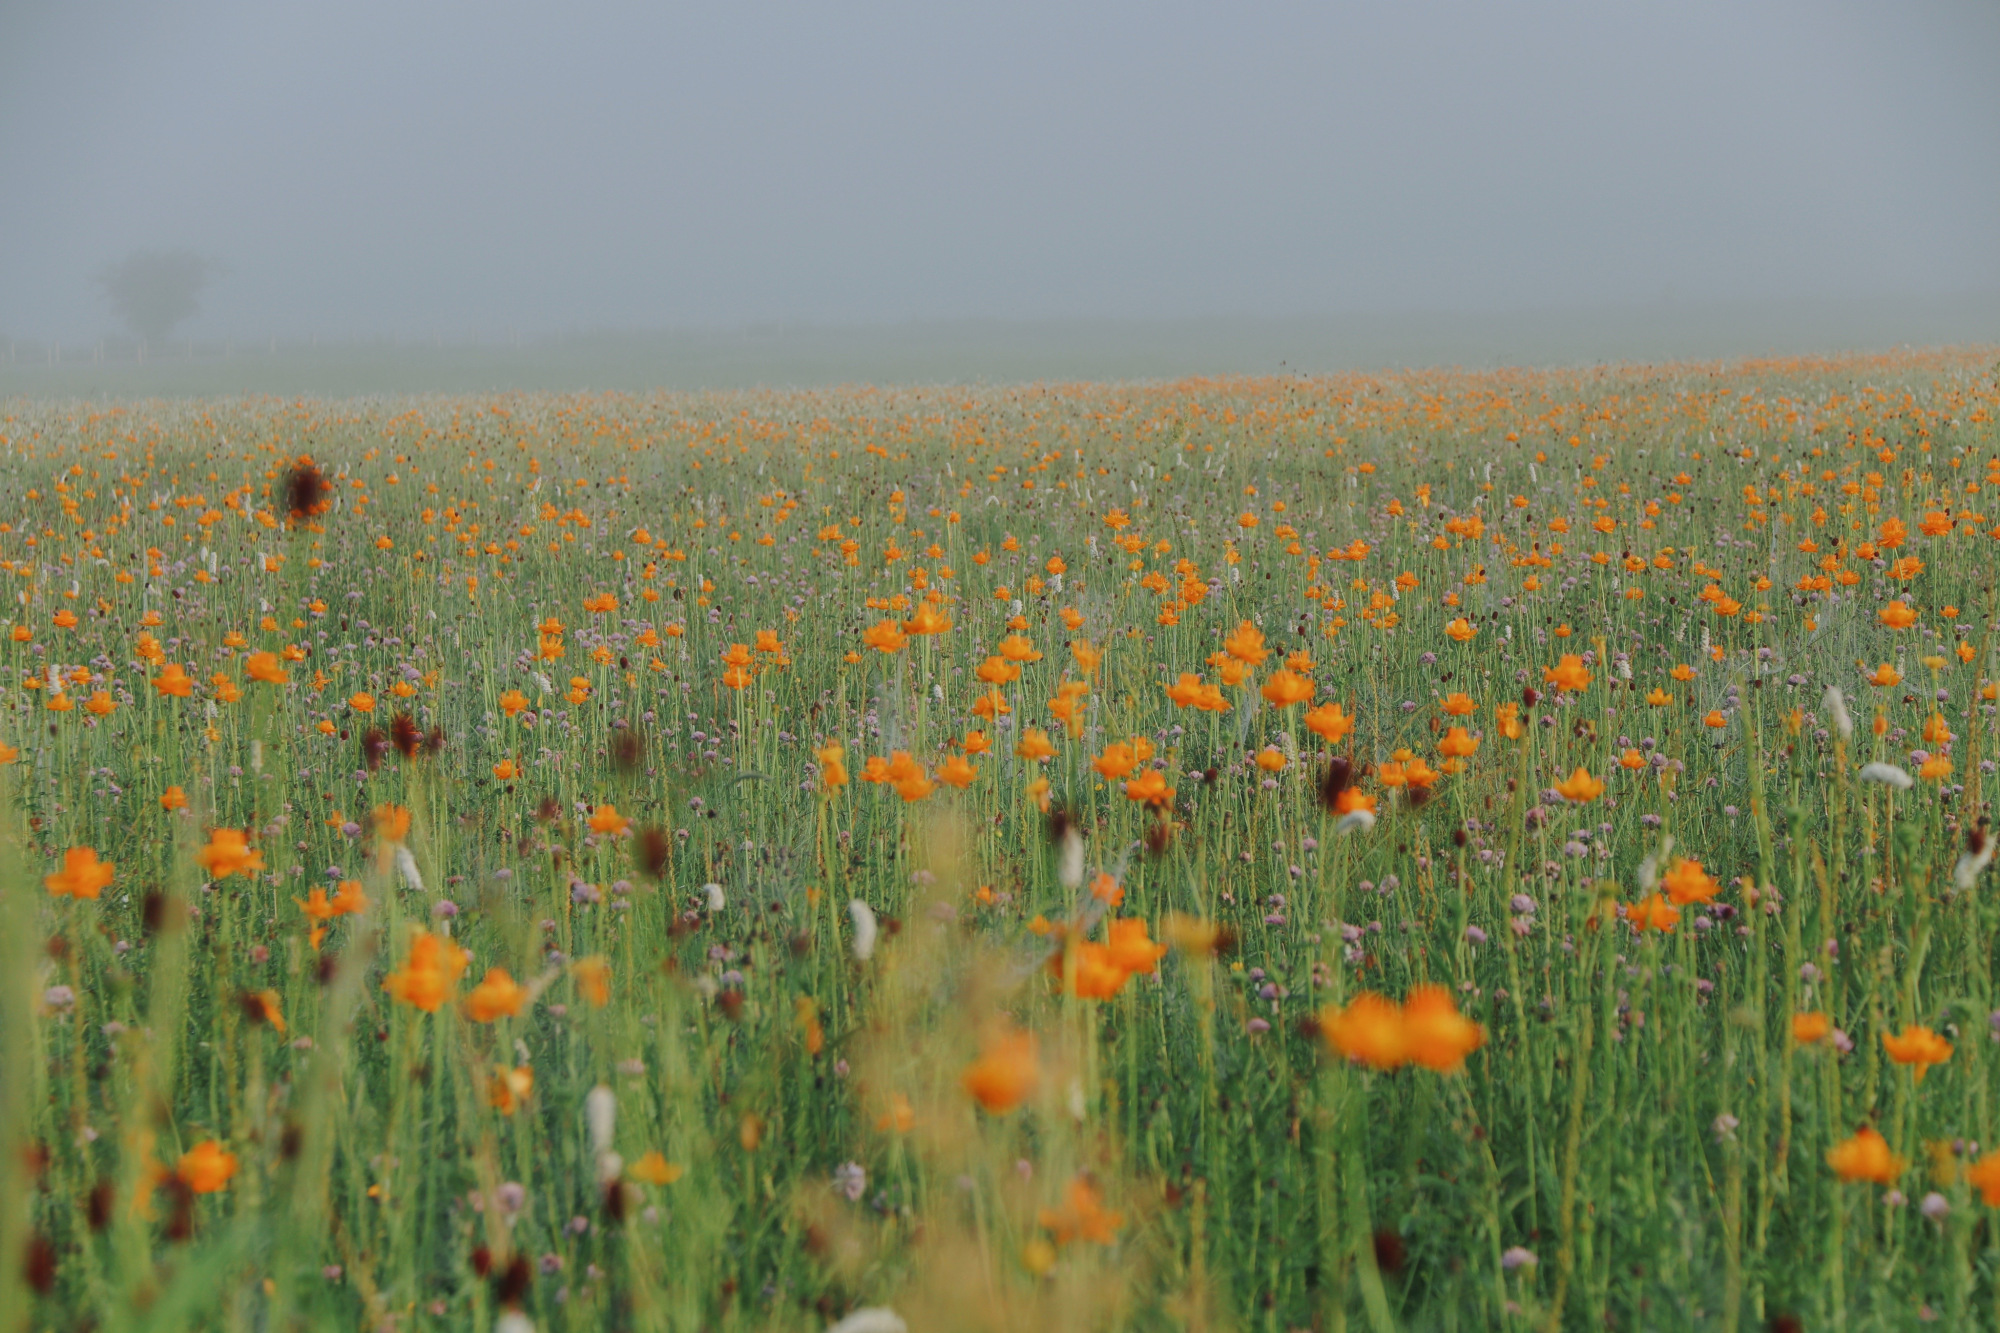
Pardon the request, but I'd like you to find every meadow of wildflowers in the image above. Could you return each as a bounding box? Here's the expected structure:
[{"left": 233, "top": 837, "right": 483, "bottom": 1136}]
[{"left": 5, "top": 348, "right": 2000, "bottom": 1331}]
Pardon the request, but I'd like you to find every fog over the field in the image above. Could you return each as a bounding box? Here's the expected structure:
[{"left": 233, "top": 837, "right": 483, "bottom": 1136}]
[{"left": 3, "top": 1, "right": 1998, "bottom": 346}]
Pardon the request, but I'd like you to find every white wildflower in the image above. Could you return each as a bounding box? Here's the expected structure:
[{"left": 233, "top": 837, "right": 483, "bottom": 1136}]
[
  {"left": 395, "top": 845, "right": 423, "bottom": 892},
  {"left": 702, "top": 882, "right": 725, "bottom": 911},
  {"left": 1823, "top": 685, "right": 1853, "bottom": 741}
]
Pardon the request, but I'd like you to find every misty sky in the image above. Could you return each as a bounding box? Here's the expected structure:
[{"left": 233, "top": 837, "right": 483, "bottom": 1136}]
[{"left": 4, "top": 1, "right": 1998, "bottom": 342}]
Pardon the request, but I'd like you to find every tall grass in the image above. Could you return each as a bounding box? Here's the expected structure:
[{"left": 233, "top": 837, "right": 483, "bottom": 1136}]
[{"left": 3, "top": 348, "right": 2000, "bottom": 1330}]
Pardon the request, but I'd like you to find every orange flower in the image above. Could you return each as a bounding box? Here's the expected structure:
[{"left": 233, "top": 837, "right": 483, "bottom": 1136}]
[
  {"left": 1259, "top": 667, "right": 1314, "bottom": 707},
  {"left": 1124, "top": 769, "right": 1174, "bottom": 807},
  {"left": 1038, "top": 1175, "right": 1125, "bottom": 1246},
  {"left": 372, "top": 804, "right": 412, "bottom": 845},
  {"left": 348, "top": 692, "right": 376, "bottom": 714},
  {"left": 1320, "top": 992, "right": 1407, "bottom": 1071},
  {"left": 490, "top": 1065, "right": 534, "bottom": 1116},
  {"left": 629, "top": 1151, "right": 684, "bottom": 1186},
  {"left": 961, "top": 730, "right": 993, "bottom": 756},
  {"left": 1661, "top": 858, "right": 1720, "bottom": 905},
  {"left": 1444, "top": 618, "right": 1477, "bottom": 642},
  {"left": 176, "top": 1140, "right": 238, "bottom": 1194},
  {"left": 492, "top": 758, "right": 519, "bottom": 781},
  {"left": 1440, "top": 691, "right": 1477, "bottom": 716},
  {"left": 1967, "top": 1151, "right": 2000, "bottom": 1206},
  {"left": 902, "top": 603, "right": 952, "bottom": 636},
  {"left": 1399, "top": 985, "right": 1485, "bottom": 1073},
  {"left": 860, "top": 620, "right": 909, "bottom": 654},
  {"left": 962, "top": 1023, "right": 1039, "bottom": 1113},
  {"left": 1302, "top": 701, "right": 1353, "bottom": 743},
  {"left": 245, "top": 651, "right": 287, "bottom": 684},
  {"left": 1553, "top": 767, "right": 1604, "bottom": 803},
  {"left": 382, "top": 928, "right": 471, "bottom": 1012},
  {"left": 194, "top": 829, "right": 264, "bottom": 880},
  {"left": 1626, "top": 893, "right": 1680, "bottom": 933},
  {"left": 160, "top": 784, "right": 188, "bottom": 811},
  {"left": 46, "top": 846, "right": 113, "bottom": 900},
  {"left": 572, "top": 955, "right": 612, "bottom": 1007},
  {"left": 1543, "top": 654, "right": 1591, "bottom": 692},
  {"left": 1092, "top": 741, "right": 1137, "bottom": 779},
  {"left": 588, "top": 804, "right": 631, "bottom": 837},
  {"left": 297, "top": 886, "right": 339, "bottom": 922},
  {"left": 815, "top": 741, "right": 848, "bottom": 789},
  {"left": 975, "top": 655, "right": 1021, "bottom": 684},
  {"left": 1882, "top": 1025, "right": 1952, "bottom": 1082},
  {"left": 936, "top": 755, "right": 979, "bottom": 789},
  {"left": 1438, "top": 726, "right": 1479, "bottom": 759},
  {"left": 1792, "top": 1012, "right": 1831, "bottom": 1046},
  {"left": 1223, "top": 620, "right": 1270, "bottom": 665},
  {"left": 465, "top": 967, "right": 529, "bottom": 1022},
  {"left": 498, "top": 689, "right": 529, "bottom": 716},
  {"left": 997, "top": 634, "right": 1042, "bottom": 663},
  {"left": 1055, "top": 940, "right": 1134, "bottom": 999},
  {"left": 83, "top": 691, "right": 116, "bottom": 717},
  {"left": 1104, "top": 918, "right": 1168, "bottom": 976},
  {"left": 153, "top": 664, "right": 194, "bottom": 698},
  {"left": 1703, "top": 710, "right": 1727, "bottom": 729},
  {"left": 1016, "top": 728, "right": 1058, "bottom": 762},
  {"left": 1827, "top": 1125, "right": 1905, "bottom": 1184},
  {"left": 1879, "top": 601, "right": 1917, "bottom": 630}
]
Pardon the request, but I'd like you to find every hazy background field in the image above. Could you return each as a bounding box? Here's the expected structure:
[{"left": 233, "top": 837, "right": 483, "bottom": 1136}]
[{"left": 6, "top": 294, "right": 2000, "bottom": 399}]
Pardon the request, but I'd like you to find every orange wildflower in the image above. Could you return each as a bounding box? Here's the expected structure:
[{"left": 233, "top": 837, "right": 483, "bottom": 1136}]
[
  {"left": 45, "top": 846, "right": 113, "bottom": 900},
  {"left": 962, "top": 1023, "right": 1039, "bottom": 1113},
  {"left": 176, "top": 1141, "right": 238, "bottom": 1194},
  {"left": 1827, "top": 1126, "right": 1905, "bottom": 1184},
  {"left": 1882, "top": 1025, "right": 1952, "bottom": 1082},
  {"left": 194, "top": 829, "right": 264, "bottom": 880},
  {"left": 465, "top": 967, "right": 529, "bottom": 1023}
]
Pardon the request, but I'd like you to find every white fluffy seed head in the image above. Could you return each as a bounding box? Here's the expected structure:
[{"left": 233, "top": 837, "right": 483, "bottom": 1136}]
[
  {"left": 1954, "top": 836, "right": 1996, "bottom": 891},
  {"left": 848, "top": 899, "right": 878, "bottom": 962},
  {"left": 826, "top": 1310, "right": 908, "bottom": 1333},
  {"left": 702, "top": 882, "right": 725, "bottom": 912},
  {"left": 1823, "top": 685, "right": 1853, "bottom": 742},
  {"left": 1858, "top": 761, "right": 1913, "bottom": 790},
  {"left": 586, "top": 1084, "right": 616, "bottom": 1156},
  {"left": 1335, "top": 809, "right": 1376, "bottom": 836},
  {"left": 1057, "top": 827, "right": 1085, "bottom": 889}
]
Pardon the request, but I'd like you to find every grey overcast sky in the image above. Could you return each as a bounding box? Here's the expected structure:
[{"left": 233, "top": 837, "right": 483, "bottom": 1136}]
[{"left": 3, "top": 0, "right": 1998, "bottom": 342}]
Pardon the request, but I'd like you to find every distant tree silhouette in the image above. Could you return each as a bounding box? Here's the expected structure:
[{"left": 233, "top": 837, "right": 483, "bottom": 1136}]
[{"left": 97, "top": 249, "right": 222, "bottom": 345}]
